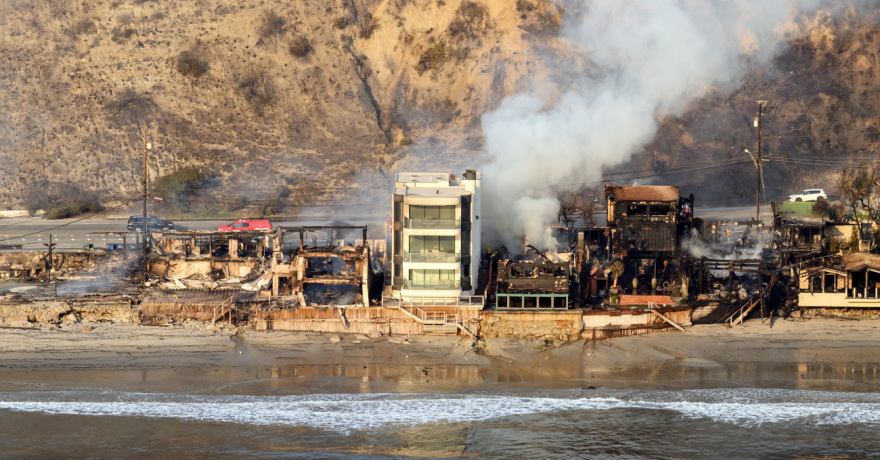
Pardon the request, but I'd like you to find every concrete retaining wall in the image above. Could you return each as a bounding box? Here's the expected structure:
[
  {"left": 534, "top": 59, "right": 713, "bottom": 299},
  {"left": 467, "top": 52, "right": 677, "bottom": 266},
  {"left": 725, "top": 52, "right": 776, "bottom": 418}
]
[
  {"left": 0, "top": 300, "right": 138, "bottom": 326},
  {"left": 480, "top": 311, "right": 584, "bottom": 341}
]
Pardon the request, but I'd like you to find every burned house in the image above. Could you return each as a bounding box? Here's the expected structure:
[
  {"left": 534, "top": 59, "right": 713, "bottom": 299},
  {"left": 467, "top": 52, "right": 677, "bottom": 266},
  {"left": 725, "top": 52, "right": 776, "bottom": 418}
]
[
  {"left": 771, "top": 201, "right": 829, "bottom": 265},
  {"left": 260, "top": 226, "right": 373, "bottom": 308},
  {"left": 389, "top": 170, "right": 481, "bottom": 301},
  {"left": 799, "top": 253, "right": 880, "bottom": 308},
  {"left": 495, "top": 257, "right": 573, "bottom": 310},
  {"left": 601, "top": 185, "right": 693, "bottom": 297},
  {"left": 605, "top": 185, "right": 693, "bottom": 258},
  {"left": 770, "top": 201, "right": 867, "bottom": 266},
  {"left": 148, "top": 230, "right": 276, "bottom": 281}
]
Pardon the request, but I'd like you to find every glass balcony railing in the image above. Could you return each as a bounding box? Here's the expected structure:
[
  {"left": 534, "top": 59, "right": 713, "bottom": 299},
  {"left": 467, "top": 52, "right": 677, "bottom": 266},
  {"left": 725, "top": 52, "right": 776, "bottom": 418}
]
[
  {"left": 404, "top": 252, "right": 461, "bottom": 263},
  {"left": 404, "top": 218, "right": 460, "bottom": 230},
  {"left": 404, "top": 280, "right": 461, "bottom": 290}
]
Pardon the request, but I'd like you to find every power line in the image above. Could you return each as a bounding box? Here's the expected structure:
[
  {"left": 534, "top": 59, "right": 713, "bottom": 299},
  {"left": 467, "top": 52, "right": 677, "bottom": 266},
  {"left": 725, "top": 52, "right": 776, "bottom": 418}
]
[
  {"left": 548, "top": 158, "right": 753, "bottom": 189},
  {"left": 0, "top": 199, "right": 138, "bottom": 244},
  {"left": 160, "top": 196, "right": 383, "bottom": 207},
  {"left": 0, "top": 195, "right": 140, "bottom": 232},
  {"left": 764, "top": 158, "right": 878, "bottom": 168},
  {"left": 600, "top": 153, "right": 755, "bottom": 179}
]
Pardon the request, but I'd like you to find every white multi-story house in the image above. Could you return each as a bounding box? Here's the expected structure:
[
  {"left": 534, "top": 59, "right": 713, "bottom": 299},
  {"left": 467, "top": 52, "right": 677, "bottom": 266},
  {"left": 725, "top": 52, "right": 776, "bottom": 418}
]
[{"left": 389, "top": 170, "right": 481, "bottom": 300}]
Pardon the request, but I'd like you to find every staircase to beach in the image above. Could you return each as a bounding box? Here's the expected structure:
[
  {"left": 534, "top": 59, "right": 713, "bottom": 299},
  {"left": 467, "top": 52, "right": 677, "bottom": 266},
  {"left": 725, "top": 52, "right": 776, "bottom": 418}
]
[
  {"left": 394, "top": 303, "right": 478, "bottom": 338},
  {"left": 212, "top": 297, "right": 235, "bottom": 324}
]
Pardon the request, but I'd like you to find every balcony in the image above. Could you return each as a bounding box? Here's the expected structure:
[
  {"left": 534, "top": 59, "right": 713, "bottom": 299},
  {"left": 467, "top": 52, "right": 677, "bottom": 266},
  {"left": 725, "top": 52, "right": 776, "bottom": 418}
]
[
  {"left": 404, "top": 280, "right": 461, "bottom": 290},
  {"left": 404, "top": 252, "right": 461, "bottom": 263},
  {"left": 404, "top": 218, "right": 460, "bottom": 230}
]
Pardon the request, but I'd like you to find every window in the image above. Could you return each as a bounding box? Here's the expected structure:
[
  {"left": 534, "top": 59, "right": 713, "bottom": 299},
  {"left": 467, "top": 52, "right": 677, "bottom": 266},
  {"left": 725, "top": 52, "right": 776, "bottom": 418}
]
[
  {"left": 409, "top": 235, "right": 455, "bottom": 254},
  {"left": 409, "top": 269, "right": 457, "bottom": 288},
  {"left": 306, "top": 256, "right": 355, "bottom": 277},
  {"left": 648, "top": 204, "right": 673, "bottom": 216},
  {"left": 628, "top": 204, "right": 649, "bottom": 216},
  {"left": 409, "top": 206, "right": 455, "bottom": 221}
]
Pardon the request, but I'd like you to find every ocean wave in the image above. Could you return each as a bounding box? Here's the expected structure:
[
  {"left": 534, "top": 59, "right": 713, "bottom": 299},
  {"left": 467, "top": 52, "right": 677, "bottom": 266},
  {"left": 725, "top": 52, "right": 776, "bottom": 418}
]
[{"left": 0, "top": 389, "right": 877, "bottom": 432}]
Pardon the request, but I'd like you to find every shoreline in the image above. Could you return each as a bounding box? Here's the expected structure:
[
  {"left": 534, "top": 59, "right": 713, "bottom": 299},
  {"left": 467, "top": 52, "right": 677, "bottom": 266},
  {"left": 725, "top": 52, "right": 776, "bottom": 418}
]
[{"left": 0, "top": 318, "right": 877, "bottom": 389}]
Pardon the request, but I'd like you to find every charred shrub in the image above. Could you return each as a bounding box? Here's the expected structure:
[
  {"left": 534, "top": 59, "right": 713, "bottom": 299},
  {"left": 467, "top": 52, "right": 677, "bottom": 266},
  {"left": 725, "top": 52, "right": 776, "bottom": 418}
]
[
  {"left": 176, "top": 51, "right": 208, "bottom": 78},
  {"left": 69, "top": 18, "right": 96, "bottom": 37},
  {"left": 44, "top": 199, "right": 103, "bottom": 220},
  {"left": 104, "top": 89, "right": 158, "bottom": 127},
  {"left": 359, "top": 19, "right": 380, "bottom": 39},
  {"left": 416, "top": 42, "right": 448, "bottom": 75},
  {"left": 459, "top": 1, "right": 487, "bottom": 20},
  {"left": 333, "top": 16, "right": 349, "bottom": 29},
  {"left": 238, "top": 71, "right": 276, "bottom": 115},
  {"left": 153, "top": 167, "right": 205, "bottom": 212},
  {"left": 25, "top": 183, "right": 103, "bottom": 219},
  {"left": 259, "top": 10, "right": 287, "bottom": 38},
  {"left": 111, "top": 26, "right": 136, "bottom": 43},
  {"left": 288, "top": 36, "right": 312, "bottom": 58},
  {"left": 812, "top": 196, "right": 830, "bottom": 217},
  {"left": 449, "top": 1, "right": 488, "bottom": 38},
  {"left": 516, "top": 0, "right": 535, "bottom": 12}
]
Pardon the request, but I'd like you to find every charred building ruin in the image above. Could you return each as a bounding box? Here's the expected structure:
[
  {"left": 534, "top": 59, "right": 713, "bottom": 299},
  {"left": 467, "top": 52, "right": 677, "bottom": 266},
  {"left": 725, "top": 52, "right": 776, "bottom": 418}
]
[{"left": 605, "top": 185, "right": 694, "bottom": 258}]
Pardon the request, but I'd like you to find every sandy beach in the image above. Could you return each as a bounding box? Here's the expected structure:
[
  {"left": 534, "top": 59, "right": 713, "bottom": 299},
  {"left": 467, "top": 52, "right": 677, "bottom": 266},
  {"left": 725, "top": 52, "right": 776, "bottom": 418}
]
[
  {"left": 0, "top": 317, "right": 877, "bottom": 389},
  {"left": 0, "top": 317, "right": 879, "bottom": 458}
]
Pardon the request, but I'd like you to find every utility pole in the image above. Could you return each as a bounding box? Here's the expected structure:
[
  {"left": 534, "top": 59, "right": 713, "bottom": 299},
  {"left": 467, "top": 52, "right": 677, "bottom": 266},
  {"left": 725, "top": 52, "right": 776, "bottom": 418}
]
[
  {"left": 142, "top": 123, "right": 151, "bottom": 277},
  {"left": 755, "top": 100, "right": 768, "bottom": 222},
  {"left": 44, "top": 234, "right": 57, "bottom": 297}
]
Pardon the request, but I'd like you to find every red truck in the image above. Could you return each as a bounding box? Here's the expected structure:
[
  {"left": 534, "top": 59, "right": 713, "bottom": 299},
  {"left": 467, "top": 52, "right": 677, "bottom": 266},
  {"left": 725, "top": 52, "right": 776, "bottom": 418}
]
[{"left": 217, "top": 219, "right": 272, "bottom": 232}]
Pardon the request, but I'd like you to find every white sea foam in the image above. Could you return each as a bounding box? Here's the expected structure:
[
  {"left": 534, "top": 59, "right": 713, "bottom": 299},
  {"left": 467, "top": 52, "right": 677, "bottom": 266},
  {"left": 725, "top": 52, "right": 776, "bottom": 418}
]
[{"left": 0, "top": 389, "right": 877, "bottom": 432}]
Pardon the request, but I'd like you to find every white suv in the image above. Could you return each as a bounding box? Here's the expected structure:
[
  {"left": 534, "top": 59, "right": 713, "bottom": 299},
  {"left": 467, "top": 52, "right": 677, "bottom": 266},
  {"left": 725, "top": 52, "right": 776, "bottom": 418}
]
[{"left": 788, "top": 189, "right": 827, "bottom": 202}]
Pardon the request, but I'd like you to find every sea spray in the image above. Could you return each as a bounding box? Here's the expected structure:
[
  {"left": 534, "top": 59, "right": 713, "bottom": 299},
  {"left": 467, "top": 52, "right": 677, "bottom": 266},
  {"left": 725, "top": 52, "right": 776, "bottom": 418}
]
[{"left": 1, "top": 388, "right": 878, "bottom": 433}]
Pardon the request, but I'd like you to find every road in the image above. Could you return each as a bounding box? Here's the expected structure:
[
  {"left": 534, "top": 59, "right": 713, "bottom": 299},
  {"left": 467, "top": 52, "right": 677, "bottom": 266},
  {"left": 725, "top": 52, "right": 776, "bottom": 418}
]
[
  {"left": 0, "top": 205, "right": 770, "bottom": 252},
  {"left": 0, "top": 215, "right": 388, "bottom": 252}
]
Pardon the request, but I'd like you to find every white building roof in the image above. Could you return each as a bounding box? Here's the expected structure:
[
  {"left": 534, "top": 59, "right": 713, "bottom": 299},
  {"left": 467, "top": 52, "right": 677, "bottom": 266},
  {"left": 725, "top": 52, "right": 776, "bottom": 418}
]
[
  {"left": 396, "top": 173, "right": 452, "bottom": 184},
  {"left": 395, "top": 186, "right": 469, "bottom": 198}
]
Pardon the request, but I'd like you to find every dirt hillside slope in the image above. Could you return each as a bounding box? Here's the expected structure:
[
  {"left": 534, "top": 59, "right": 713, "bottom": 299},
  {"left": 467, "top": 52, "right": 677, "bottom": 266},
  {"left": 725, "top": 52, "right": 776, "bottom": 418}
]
[{"left": 0, "top": 1, "right": 877, "bottom": 209}]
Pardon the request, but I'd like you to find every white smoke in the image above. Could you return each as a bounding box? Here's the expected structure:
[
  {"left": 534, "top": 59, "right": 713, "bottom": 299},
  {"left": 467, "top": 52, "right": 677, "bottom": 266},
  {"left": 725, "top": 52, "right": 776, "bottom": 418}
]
[
  {"left": 682, "top": 228, "right": 775, "bottom": 260},
  {"left": 480, "top": 0, "right": 834, "bottom": 251}
]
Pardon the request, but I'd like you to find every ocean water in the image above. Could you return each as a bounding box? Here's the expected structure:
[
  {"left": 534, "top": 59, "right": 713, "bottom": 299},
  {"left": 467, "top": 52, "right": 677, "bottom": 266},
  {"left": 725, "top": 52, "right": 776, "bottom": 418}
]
[{"left": 0, "top": 364, "right": 878, "bottom": 458}]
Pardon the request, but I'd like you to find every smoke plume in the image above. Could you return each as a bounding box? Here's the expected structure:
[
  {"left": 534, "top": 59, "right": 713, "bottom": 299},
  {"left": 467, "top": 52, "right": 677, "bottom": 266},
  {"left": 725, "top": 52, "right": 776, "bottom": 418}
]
[{"left": 480, "top": 0, "right": 834, "bottom": 250}]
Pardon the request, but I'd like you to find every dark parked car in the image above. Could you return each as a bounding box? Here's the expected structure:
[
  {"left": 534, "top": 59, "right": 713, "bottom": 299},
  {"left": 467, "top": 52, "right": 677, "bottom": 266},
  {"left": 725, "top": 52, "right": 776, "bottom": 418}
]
[{"left": 127, "top": 215, "right": 174, "bottom": 231}]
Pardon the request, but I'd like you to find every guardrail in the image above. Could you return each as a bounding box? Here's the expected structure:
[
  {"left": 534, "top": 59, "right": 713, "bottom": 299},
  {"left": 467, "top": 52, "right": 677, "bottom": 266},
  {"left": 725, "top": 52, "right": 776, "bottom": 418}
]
[
  {"left": 404, "top": 219, "right": 460, "bottom": 230},
  {"left": 403, "top": 280, "right": 461, "bottom": 290},
  {"left": 403, "top": 252, "right": 461, "bottom": 263},
  {"left": 383, "top": 295, "right": 484, "bottom": 307}
]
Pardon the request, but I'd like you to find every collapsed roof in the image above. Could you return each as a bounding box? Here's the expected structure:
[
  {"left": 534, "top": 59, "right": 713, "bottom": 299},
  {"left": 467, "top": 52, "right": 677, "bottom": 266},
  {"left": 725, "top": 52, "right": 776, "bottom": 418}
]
[
  {"left": 842, "top": 253, "right": 880, "bottom": 272},
  {"left": 605, "top": 185, "right": 680, "bottom": 202}
]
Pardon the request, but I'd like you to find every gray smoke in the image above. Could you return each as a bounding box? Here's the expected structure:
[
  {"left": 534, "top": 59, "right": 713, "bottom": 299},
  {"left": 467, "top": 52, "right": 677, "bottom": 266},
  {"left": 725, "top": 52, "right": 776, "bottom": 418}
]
[{"left": 480, "top": 0, "right": 836, "bottom": 250}]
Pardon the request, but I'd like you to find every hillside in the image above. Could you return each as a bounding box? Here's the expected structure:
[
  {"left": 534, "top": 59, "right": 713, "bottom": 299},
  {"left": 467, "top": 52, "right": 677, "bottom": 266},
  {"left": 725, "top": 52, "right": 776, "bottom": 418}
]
[
  {"left": 610, "top": 6, "right": 880, "bottom": 204},
  {"left": 0, "top": 0, "right": 878, "bottom": 212}
]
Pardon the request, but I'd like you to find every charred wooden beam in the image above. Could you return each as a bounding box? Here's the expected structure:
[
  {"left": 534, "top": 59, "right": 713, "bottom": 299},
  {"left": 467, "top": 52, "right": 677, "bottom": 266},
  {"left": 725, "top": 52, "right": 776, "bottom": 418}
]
[{"left": 302, "top": 278, "right": 361, "bottom": 285}]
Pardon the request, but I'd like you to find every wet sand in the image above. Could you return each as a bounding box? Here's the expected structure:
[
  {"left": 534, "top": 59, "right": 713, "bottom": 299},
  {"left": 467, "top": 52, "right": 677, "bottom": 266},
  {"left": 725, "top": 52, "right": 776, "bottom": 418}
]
[
  {"left": 0, "top": 317, "right": 877, "bottom": 392},
  {"left": 1, "top": 318, "right": 879, "bottom": 458}
]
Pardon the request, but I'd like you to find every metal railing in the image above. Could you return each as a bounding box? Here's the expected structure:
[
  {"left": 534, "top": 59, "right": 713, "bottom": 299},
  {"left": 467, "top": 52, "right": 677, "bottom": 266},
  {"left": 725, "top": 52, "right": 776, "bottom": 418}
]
[
  {"left": 382, "top": 295, "right": 484, "bottom": 308},
  {"left": 403, "top": 252, "right": 461, "bottom": 263},
  {"left": 404, "top": 218, "right": 460, "bottom": 230},
  {"left": 403, "top": 280, "right": 461, "bottom": 290}
]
